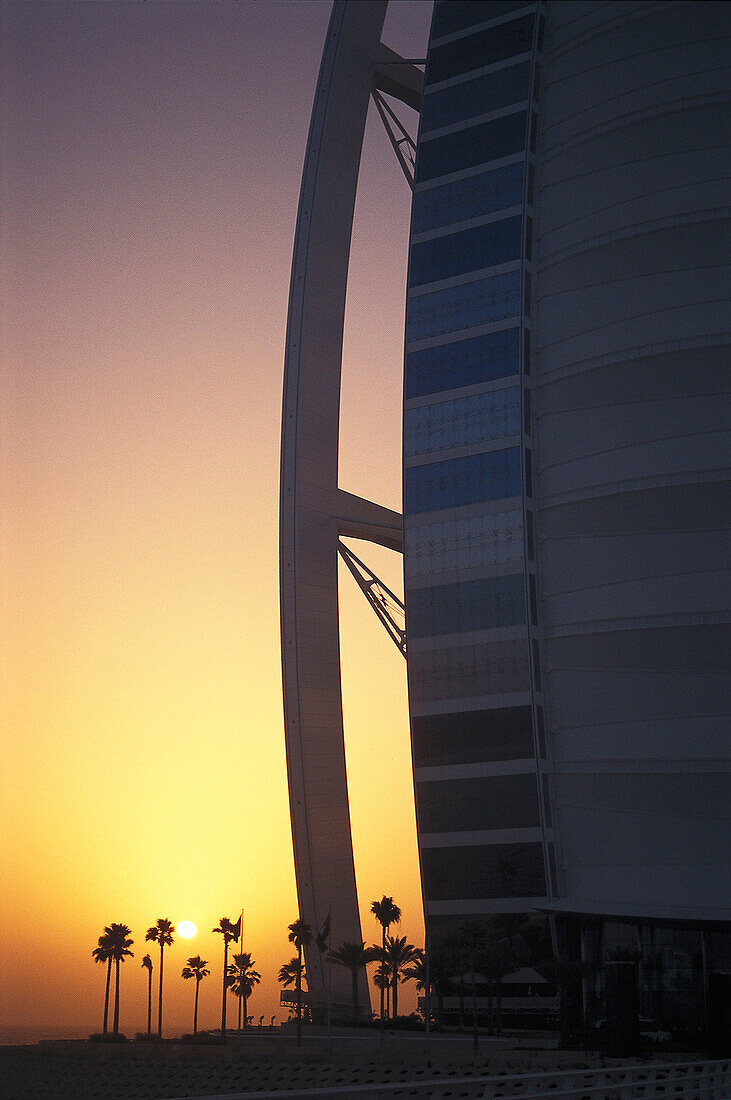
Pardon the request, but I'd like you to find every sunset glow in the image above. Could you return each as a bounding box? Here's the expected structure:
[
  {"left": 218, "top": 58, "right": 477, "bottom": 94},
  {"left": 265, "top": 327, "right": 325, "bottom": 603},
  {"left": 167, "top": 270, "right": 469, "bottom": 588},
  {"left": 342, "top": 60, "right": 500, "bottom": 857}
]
[{"left": 2, "top": 0, "right": 431, "bottom": 1039}]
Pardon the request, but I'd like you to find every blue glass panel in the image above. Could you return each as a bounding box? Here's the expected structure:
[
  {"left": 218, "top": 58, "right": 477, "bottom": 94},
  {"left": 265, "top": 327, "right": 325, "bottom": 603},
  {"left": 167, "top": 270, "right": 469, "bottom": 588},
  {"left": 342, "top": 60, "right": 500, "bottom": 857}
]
[
  {"left": 405, "top": 327, "right": 519, "bottom": 399},
  {"left": 408, "top": 636, "right": 530, "bottom": 701},
  {"left": 412, "top": 705, "right": 535, "bottom": 766},
  {"left": 404, "top": 447, "right": 521, "bottom": 513},
  {"left": 421, "top": 62, "right": 531, "bottom": 132},
  {"left": 417, "top": 110, "right": 526, "bottom": 183},
  {"left": 432, "top": 1, "right": 531, "bottom": 41},
  {"left": 410, "top": 216, "right": 521, "bottom": 287},
  {"left": 422, "top": 843, "right": 546, "bottom": 900},
  {"left": 404, "top": 508, "right": 524, "bottom": 579},
  {"left": 412, "top": 162, "right": 524, "bottom": 234},
  {"left": 404, "top": 386, "right": 520, "bottom": 457},
  {"left": 408, "top": 572, "right": 525, "bottom": 637},
  {"left": 417, "top": 773, "right": 540, "bottom": 831},
  {"left": 428, "top": 14, "right": 535, "bottom": 84},
  {"left": 406, "top": 270, "right": 520, "bottom": 342}
]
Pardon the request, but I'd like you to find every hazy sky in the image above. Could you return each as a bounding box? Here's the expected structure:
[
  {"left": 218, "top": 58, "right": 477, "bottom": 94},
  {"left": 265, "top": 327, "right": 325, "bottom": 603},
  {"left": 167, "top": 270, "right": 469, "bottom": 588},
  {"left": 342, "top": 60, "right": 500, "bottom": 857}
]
[{"left": 1, "top": 0, "right": 431, "bottom": 1036}]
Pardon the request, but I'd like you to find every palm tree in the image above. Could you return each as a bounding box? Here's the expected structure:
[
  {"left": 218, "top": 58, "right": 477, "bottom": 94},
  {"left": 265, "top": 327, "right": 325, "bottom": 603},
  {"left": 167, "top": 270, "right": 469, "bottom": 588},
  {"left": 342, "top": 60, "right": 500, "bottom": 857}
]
[
  {"left": 141, "top": 954, "right": 153, "bottom": 1036},
  {"left": 452, "top": 922, "right": 483, "bottom": 1049},
  {"left": 422, "top": 946, "right": 454, "bottom": 1031},
  {"left": 92, "top": 931, "right": 113, "bottom": 1035},
  {"left": 328, "top": 942, "right": 378, "bottom": 1026},
  {"left": 403, "top": 947, "right": 427, "bottom": 1017},
  {"left": 278, "top": 956, "right": 305, "bottom": 989},
  {"left": 181, "top": 956, "right": 210, "bottom": 1036},
  {"left": 373, "top": 963, "right": 391, "bottom": 1019},
  {"left": 481, "top": 939, "right": 514, "bottom": 1036},
  {"left": 227, "top": 952, "right": 261, "bottom": 1031},
  {"left": 212, "top": 917, "right": 237, "bottom": 1040},
  {"left": 145, "top": 918, "right": 175, "bottom": 1038},
  {"left": 381, "top": 934, "right": 419, "bottom": 1020},
  {"left": 371, "top": 897, "right": 401, "bottom": 1023},
  {"left": 105, "top": 923, "right": 134, "bottom": 1034},
  {"left": 288, "top": 918, "right": 312, "bottom": 1044}
]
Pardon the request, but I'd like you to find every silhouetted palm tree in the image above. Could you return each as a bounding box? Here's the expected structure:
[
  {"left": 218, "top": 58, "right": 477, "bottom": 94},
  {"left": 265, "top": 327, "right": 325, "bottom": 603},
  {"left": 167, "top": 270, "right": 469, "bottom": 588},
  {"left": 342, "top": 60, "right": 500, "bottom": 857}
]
[
  {"left": 371, "top": 897, "right": 401, "bottom": 1023},
  {"left": 106, "top": 923, "right": 134, "bottom": 1034},
  {"left": 328, "top": 942, "right": 378, "bottom": 1026},
  {"left": 373, "top": 963, "right": 391, "bottom": 1019},
  {"left": 181, "top": 956, "right": 209, "bottom": 1036},
  {"left": 288, "top": 918, "right": 312, "bottom": 1044},
  {"left": 381, "top": 935, "right": 419, "bottom": 1019},
  {"left": 278, "top": 956, "right": 305, "bottom": 989},
  {"left": 212, "top": 917, "right": 237, "bottom": 1041},
  {"left": 421, "top": 946, "right": 453, "bottom": 1031},
  {"left": 481, "top": 939, "right": 514, "bottom": 1035},
  {"left": 92, "top": 931, "right": 113, "bottom": 1035},
  {"left": 145, "top": 918, "right": 175, "bottom": 1038},
  {"left": 141, "top": 954, "right": 153, "bottom": 1036},
  {"left": 227, "top": 952, "right": 261, "bottom": 1031}
]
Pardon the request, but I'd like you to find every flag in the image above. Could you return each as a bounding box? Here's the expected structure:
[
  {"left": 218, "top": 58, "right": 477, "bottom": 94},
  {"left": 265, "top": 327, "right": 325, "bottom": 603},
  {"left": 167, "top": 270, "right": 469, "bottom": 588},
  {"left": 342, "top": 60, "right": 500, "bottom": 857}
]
[
  {"left": 229, "top": 915, "right": 242, "bottom": 943},
  {"left": 315, "top": 910, "right": 330, "bottom": 953}
]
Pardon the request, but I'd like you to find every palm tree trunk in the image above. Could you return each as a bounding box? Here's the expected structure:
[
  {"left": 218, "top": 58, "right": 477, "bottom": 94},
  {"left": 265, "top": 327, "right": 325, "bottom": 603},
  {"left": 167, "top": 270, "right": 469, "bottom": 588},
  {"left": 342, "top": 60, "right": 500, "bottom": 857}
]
[
  {"left": 147, "top": 970, "right": 152, "bottom": 1036},
  {"left": 471, "top": 968, "right": 478, "bottom": 1052},
  {"left": 238, "top": 992, "right": 242, "bottom": 1031},
  {"left": 386, "top": 981, "right": 390, "bottom": 1018},
  {"left": 158, "top": 944, "right": 164, "bottom": 1038},
  {"left": 243, "top": 991, "right": 248, "bottom": 1029},
  {"left": 295, "top": 944, "right": 302, "bottom": 1046},
  {"left": 380, "top": 927, "right": 386, "bottom": 1025},
  {"left": 351, "top": 968, "right": 359, "bottom": 1026},
  {"left": 194, "top": 979, "right": 199, "bottom": 1036},
  {"left": 392, "top": 969, "right": 398, "bottom": 1020},
  {"left": 103, "top": 958, "right": 112, "bottom": 1035},
  {"left": 113, "top": 957, "right": 121, "bottom": 1033},
  {"left": 221, "top": 940, "right": 229, "bottom": 1041}
]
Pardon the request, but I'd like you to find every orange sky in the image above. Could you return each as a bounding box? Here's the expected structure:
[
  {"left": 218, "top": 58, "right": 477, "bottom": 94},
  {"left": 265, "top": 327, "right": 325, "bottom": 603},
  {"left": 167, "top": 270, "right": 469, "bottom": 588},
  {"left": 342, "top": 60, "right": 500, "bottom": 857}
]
[{"left": 1, "top": 0, "right": 432, "bottom": 1037}]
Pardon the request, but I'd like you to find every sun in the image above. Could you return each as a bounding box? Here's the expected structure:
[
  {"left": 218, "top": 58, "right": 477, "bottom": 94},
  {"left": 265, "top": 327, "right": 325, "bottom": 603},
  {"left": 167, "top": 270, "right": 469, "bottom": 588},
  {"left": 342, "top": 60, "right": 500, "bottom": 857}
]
[{"left": 177, "top": 920, "right": 197, "bottom": 939}]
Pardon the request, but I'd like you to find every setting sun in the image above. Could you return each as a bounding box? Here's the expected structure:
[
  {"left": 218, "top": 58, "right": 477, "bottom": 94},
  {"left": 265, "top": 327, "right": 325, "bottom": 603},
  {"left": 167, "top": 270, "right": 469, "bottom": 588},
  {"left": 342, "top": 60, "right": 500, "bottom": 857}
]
[{"left": 177, "top": 921, "right": 197, "bottom": 939}]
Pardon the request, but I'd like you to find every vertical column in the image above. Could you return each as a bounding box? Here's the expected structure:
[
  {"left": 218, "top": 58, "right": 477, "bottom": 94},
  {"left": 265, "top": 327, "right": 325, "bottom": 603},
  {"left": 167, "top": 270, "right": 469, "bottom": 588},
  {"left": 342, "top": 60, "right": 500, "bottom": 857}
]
[{"left": 280, "top": 0, "right": 387, "bottom": 1005}]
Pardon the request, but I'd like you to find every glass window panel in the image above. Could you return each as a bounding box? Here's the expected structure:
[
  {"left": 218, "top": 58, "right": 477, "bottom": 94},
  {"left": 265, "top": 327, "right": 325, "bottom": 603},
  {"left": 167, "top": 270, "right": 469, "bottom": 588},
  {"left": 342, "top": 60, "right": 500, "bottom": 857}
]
[
  {"left": 412, "top": 162, "right": 524, "bottom": 235},
  {"left": 410, "top": 215, "right": 521, "bottom": 287},
  {"left": 405, "top": 326, "right": 519, "bottom": 399},
  {"left": 404, "top": 386, "right": 520, "bottom": 457},
  {"left": 407, "top": 573, "right": 525, "bottom": 637},
  {"left": 421, "top": 61, "right": 532, "bottom": 132},
  {"left": 422, "top": 842, "right": 546, "bottom": 900},
  {"left": 408, "top": 637, "right": 531, "bottom": 701},
  {"left": 431, "top": 0, "right": 531, "bottom": 41},
  {"left": 412, "top": 705, "right": 535, "bottom": 766},
  {"left": 417, "top": 773, "right": 540, "bottom": 832},
  {"left": 406, "top": 270, "right": 521, "bottom": 342},
  {"left": 417, "top": 110, "right": 527, "bottom": 183},
  {"left": 427, "top": 14, "right": 535, "bottom": 84},
  {"left": 404, "top": 447, "right": 521, "bottom": 514}
]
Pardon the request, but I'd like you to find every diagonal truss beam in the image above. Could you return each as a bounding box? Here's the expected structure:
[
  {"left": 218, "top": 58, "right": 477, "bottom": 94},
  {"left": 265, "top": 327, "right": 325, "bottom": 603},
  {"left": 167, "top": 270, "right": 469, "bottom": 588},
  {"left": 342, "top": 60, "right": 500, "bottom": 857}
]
[
  {"left": 371, "top": 87, "right": 418, "bottom": 188},
  {"left": 338, "top": 541, "right": 406, "bottom": 657}
]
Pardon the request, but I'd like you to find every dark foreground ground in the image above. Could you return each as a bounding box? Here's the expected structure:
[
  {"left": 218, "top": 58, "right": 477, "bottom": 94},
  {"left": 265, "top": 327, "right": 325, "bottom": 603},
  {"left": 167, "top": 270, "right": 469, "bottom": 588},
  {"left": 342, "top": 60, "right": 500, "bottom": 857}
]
[{"left": 0, "top": 1032, "right": 689, "bottom": 1100}]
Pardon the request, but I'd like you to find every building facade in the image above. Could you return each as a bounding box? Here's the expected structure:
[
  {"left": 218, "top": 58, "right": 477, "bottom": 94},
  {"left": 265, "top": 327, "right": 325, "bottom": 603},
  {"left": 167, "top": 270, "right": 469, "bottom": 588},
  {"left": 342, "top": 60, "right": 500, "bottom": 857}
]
[
  {"left": 281, "top": 0, "right": 730, "bottom": 1031},
  {"left": 403, "top": 0, "right": 730, "bottom": 1034}
]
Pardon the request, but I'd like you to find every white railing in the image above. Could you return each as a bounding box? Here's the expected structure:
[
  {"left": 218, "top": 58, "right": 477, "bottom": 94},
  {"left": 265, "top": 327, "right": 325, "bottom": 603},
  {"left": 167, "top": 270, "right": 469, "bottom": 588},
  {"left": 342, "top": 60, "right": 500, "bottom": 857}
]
[
  {"left": 484, "top": 1059, "right": 730, "bottom": 1099},
  {"left": 176, "top": 1059, "right": 731, "bottom": 1100}
]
